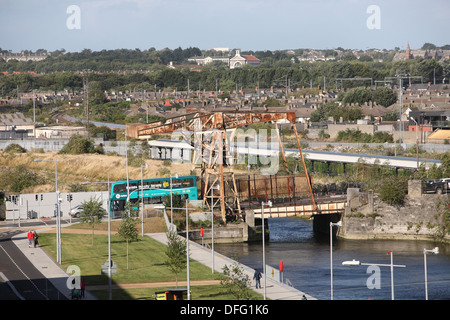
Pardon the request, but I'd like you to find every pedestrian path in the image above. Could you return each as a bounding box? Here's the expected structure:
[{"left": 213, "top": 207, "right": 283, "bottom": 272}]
[
  {"left": 11, "top": 231, "right": 98, "bottom": 300},
  {"left": 148, "top": 233, "right": 316, "bottom": 300}
]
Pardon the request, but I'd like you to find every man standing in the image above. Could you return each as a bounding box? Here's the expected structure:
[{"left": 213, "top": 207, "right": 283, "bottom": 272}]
[
  {"left": 253, "top": 269, "right": 262, "bottom": 289},
  {"left": 27, "top": 230, "right": 33, "bottom": 248}
]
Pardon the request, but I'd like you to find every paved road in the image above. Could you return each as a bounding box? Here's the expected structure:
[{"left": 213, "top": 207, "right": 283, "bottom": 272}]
[{"left": 0, "top": 229, "right": 67, "bottom": 300}]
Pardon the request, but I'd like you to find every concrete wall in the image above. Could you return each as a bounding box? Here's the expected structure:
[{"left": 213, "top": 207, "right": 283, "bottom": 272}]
[{"left": 5, "top": 191, "right": 109, "bottom": 220}]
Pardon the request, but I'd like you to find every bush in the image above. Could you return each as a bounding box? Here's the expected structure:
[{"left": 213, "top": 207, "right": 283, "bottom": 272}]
[
  {"left": 59, "top": 135, "right": 96, "bottom": 154},
  {"left": 379, "top": 177, "right": 407, "bottom": 206},
  {"left": 0, "top": 166, "right": 46, "bottom": 192},
  {"left": 4, "top": 144, "right": 27, "bottom": 153}
]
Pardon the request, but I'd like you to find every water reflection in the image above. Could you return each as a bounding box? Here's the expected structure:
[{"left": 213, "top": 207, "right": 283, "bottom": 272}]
[{"left": 214, "top": 217, "right": 450, "bottom": 300}]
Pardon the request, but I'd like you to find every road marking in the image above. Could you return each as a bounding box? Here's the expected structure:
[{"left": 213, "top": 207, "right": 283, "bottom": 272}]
[{"left": 0, "top": 244, "right": 48, "bottom": 300}]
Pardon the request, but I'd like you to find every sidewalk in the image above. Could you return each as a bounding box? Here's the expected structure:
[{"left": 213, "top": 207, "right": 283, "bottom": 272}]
[
  {"left": 148, "top": 233, "right": 316, "bottom": 300},
  {"left": 11, "top": 230, "right": 98, "bottom": 300}
]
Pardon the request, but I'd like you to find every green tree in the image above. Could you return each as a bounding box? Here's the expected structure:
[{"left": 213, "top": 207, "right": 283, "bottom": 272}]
[
  {"left": 221, "top": 255, "right": 253, "bottom": 300},
  {"left": 165, "top": 230, "right": 187, "bottom": 287},
  {"left": 373, "top": 87, "right": 397, "bottom": 108},
  {"left": 79, "top": 198, "right": 105, "bottom": 245},
  {"left": 379, "top": 177, "right": 407, "bottom": 207},
  {"left": 59, "top": 135, "right": 96, "bottom": 154},
  {"left": 118, "top": 215, "right": 139, "bottom": 269}
]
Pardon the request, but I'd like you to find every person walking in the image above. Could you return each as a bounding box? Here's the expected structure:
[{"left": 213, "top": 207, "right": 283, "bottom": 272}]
[
  {"left": 33, "top": 231, "right": 39, "bottom": 248},
  {"left": 253, "top": 269, "right": 262, "bottom": 289},
  {"left": 27, "top": 230, "right": 33, "bottom": 248},
  {"left": 80, "top": 279, "right": 85, "bottom": 298}
]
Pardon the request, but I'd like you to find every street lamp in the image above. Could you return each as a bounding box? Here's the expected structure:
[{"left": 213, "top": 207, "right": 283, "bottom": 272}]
[
  {"left": 170, "top": 174, "right": 179, "bottom": 225},
  {"left": 34, "top": 156, "right": 62, "bottom": 264},
  {"left": 186, "top": 199, "right": 191, "bottom": 300},
  {"left": 329, "top": 220, "right": 342, "bottom": 300},
  {"left": 424, "top": 247, "right": 439, "bottom": 300},
  {"left": 140, "top": 163, "right": 148, "bottom": 237},
  {"left": 261, "top": 200, "right": 272, "bottom": 300},
  {"left": 410, "top": 117, "right": 419, "bottom": 169},
  {"left": 210, "top": 184, "right": 219, "bottom": 274},
  {"left": 342, "top": 251, "right": 406, "bottom": 300}
]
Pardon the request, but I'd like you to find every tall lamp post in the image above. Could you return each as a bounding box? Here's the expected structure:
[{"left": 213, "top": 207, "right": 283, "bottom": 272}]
[
  {"left": 410, "top": 117, "right": 419, "bottom": 169},
  {"left": 210, "top": 184, "right": 219, "bottom": 273},
  {"left": 140, "top": 163, "right": 148, "bottom": 237},
  {"left": 170, "top": 174, "right": 179, "bottom": 225},
  {"left": 261, "top": 201, "right": 272, "bottom": 300},
  {"left": 34, "top": 156, "right": 62, "bottom": 264},
  {"left": 423, "top": 247, "right": 439, "bottom": 300},
  {"left": 329, "top": 220, "right": 342, "bottom": 300}
]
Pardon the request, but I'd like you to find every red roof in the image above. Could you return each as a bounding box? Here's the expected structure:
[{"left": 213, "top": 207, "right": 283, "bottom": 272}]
[{"left": 241, "top": 55, "right": 260, "bottom": 62}]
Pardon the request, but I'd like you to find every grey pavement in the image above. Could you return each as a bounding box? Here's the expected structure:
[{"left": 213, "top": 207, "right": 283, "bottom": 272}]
[{"left": 10, "top": 228, "right": 315, "bottom": 300}]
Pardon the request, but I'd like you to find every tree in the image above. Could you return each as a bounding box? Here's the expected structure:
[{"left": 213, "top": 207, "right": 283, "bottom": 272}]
[
  {"left": 118, "top": 215, "right": 139, "bottom": 269},
  {"left": 165, "top": 230, "right": 187, "bottom": 287},
  {"left": 79, "top": 198, "right": 104, "bottom": 245},
  {"left": 373, "top": 87, "right": 397, "bottom": 108},
  {"left": 220, "top": 255, "right": 253, "bottom": 300},
  {"left": 379, "top": 177, "right": 407, "bottom": 207},
  {"left": 59, "top": 135, "right": 96, "bottom": 154}
]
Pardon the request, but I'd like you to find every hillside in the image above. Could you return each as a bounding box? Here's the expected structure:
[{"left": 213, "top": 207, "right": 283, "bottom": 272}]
[{"left": 0, "top": 151, "right": 196, "bottom": 194}]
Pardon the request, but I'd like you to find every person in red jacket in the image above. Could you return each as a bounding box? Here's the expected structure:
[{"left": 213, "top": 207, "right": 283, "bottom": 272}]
[{"left": 27, "top": 230, "right": 33, "bottom": 248}]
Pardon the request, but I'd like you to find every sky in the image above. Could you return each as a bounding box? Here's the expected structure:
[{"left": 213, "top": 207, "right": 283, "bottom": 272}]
[{"left": 1, "top": 0, "right": 449, "bottom": 53}]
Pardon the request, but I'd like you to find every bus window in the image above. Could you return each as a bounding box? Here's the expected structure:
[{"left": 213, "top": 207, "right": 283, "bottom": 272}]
[
  {"left": 182, "top": 179, "right": 193, "bottom": 187},
  {"left": 113, "top": 184, "right": 126, "bottom": 193},
  {"left": 172, "top": 179, "right": 182, "bottom": 188},
  {"left": 151, "top": 181, "right": 162, "bottom": 189}
]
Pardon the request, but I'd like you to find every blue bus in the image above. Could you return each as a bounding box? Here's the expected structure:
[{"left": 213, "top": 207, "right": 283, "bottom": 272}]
[{"left": 110, "top": 175, "right": 198, "bottom": 216}]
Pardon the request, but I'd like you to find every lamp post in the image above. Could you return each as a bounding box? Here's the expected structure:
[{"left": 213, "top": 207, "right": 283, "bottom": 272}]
[
  {"left": 170, "top": 174, "right": 179, "bottom": 225},
  {"left": 329, "top": 220, "right": 342, "bottom": 300},
  {"left": 342, "top": 251, "right": 406, "bottom": 300},
  {"left": 186, "top": 199, "right": 191, "bottom": 300},
  {"left": 140, "top": 163, "right": 148, "bottom": 237},
  {"left": 410, "top": 117, "right": 419, "bottom": 169},
  {"left": 210, "top": 184, "right": 219, "bottom": 273},
  {"left": 261, "top": 201, "right": 272, "bottom": 300},
  {"left": 34, "top": 156, "right": 62, "bottom": 264},
  {"left": 424, "top": 247, "right": 439, "bottom": 300}
]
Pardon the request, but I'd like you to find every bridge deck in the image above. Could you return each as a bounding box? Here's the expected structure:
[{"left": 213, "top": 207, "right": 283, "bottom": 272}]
[{"left": 251, "top": 199, "right": 346, "bottom": 219}]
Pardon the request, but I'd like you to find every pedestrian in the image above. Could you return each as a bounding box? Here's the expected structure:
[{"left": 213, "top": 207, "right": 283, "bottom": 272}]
[
  {"left": 80, "top": 278, "right": 85, "bottom": 298},
  {"left": 253, "top": 269, "right": 262, "bottom": 289},
  {"left": 33, "top": 231, "right": 39, "bottom": 248},
  {"left": 302, "top": 294, "right": 307, "bottom": 300},
  {"left": 27, "top": 230, "right": 33, "bottom": 248}
]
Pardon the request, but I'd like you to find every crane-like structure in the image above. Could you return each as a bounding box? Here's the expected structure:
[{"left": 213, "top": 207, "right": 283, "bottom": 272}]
[{"left": 126, "top": 110, "right": 317, "bottom": 222}]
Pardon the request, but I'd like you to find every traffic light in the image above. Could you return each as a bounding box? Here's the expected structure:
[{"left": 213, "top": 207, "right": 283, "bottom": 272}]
[{"left": 67, "top": 194, "right": 73, "bottom": 202}]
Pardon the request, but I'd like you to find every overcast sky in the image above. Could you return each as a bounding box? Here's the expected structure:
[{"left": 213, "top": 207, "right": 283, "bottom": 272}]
[{"left": 1, "top": 0, "right": 449, "bottom": 52}]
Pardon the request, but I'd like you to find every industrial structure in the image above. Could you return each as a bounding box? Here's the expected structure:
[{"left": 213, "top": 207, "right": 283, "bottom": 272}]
[{"left": 126, "top": 111, "right": 317, "bottom": 223}]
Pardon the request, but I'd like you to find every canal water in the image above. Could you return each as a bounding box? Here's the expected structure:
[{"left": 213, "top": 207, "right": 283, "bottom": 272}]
[{"left": 214, "top": 217, "right": 450, "bottom": 300}]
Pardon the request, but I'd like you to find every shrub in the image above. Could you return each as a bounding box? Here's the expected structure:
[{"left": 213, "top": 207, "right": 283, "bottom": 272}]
[
  {"left": 59, "top": 135, "right": 96, "bottom": 154},
  {"left": 379, "top": 177, "right": 407, "bottom": 206},
  {"left": 4, "top": 144, "right": 27, "bottom": 153}
]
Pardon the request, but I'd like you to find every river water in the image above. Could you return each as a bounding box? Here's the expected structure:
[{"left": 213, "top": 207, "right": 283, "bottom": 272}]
[{"left": 214, "top": 217, "right": 450, "bottom": 300}]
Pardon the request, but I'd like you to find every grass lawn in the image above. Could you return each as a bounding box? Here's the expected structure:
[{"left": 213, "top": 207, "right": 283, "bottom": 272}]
[{"left": 38, "top": 231, "right": 262, "bottom": 300}]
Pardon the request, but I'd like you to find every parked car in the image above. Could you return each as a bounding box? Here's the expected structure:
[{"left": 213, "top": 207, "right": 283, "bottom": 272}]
[
  {"left": 69, "top": 205, "right": 106, "bottom": 218},
  {"left": 439, "top": 178, "right": 450, "bottom": 189},
  {"left": 422, "top": 179, "right": 447, "bottom": 194}
]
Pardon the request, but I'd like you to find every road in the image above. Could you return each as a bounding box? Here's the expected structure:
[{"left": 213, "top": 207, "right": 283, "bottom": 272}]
[{"left": 0, "top": 227, "right": 68, "bottom": 300}]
